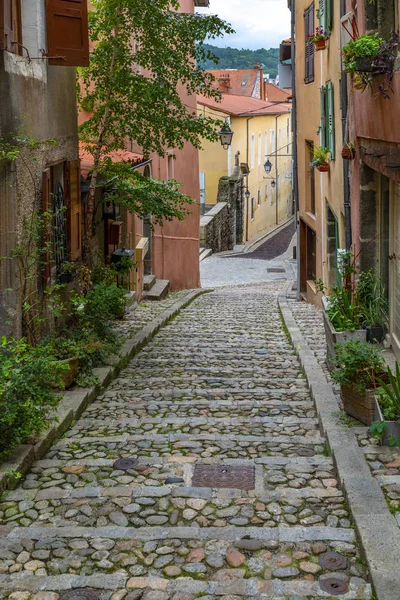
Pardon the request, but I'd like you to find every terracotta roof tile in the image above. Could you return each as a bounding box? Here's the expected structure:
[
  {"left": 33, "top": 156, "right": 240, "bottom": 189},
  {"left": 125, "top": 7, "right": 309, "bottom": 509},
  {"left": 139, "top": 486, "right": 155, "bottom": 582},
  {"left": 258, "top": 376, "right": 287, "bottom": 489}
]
[
  {"left": 79, "top": 142, "right": 144, "bottom": 178},
  {"left": 265, "top": 83, "right": 292, "bottom": 103},
  {"left": 207, "top": 68, "right": 260, "bottom": 97},
  {"left": 197, "top": 94, "right": 290, "bottom": 117}
]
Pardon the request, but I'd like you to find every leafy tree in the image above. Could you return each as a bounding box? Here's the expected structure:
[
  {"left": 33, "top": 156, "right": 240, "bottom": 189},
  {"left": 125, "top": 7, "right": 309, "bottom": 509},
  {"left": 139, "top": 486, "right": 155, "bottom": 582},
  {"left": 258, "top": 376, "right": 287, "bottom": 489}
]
[
  {"left": 198, "top": 43, "right": 280, "bottom": 77},
  {"left": 78, "top": 0, "right": 233, "bottom": 263}
]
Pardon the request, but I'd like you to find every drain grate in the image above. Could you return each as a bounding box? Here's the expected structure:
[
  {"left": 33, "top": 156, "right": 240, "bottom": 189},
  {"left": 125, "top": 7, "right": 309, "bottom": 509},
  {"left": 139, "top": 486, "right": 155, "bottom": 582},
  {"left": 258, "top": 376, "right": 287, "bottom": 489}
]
[
  {"left": 267, "top": 268, "right": 286, "bottom": 273},
  {"left": 319, "top": 578, "right": 348, "bottom": 595},
  {"left": 60, "top": 589, "right": 99, "bottom": 600},
  {"left": 113, "top": 457, "right": 139, "bottom": 471},
  {"left": 319, "top": 552, "right": 348, "bottom": 571},
  {"left": 296, "top": 447, "right": 316, "bottom": 457},
  {"left": 192, "top": 465, "right": 255, "bottom": 490}
]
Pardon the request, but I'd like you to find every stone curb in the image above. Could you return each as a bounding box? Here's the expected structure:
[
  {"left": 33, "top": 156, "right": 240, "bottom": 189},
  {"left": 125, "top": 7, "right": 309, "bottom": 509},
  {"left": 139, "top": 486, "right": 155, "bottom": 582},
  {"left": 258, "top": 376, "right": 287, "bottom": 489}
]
[
  {"left": 0, "top": 289, "right": 209, "bottom": 496},
  {"left": 279, "top": 291, "right": 400, "bottom": 600}
]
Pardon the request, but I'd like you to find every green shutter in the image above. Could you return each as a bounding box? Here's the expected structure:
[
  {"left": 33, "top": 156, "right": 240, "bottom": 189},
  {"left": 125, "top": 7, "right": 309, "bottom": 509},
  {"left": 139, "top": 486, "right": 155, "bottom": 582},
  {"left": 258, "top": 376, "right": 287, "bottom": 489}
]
[
  {"left": 320, "top": 85, "right": 326, "bottom": 148},
  {"left": 319, "top": 0, "right": 326, "bottom": 32},
  {"left": 326, "top": 0, "right": 332, "bottom": 32},
  {"left": 327, "top": 81, "right": 335, "bottom": 159}
]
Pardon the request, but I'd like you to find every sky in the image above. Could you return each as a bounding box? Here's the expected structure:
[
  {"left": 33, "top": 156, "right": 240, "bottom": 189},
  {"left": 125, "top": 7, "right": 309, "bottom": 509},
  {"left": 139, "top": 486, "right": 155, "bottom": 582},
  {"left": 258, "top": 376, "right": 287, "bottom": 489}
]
[{"left": 196, "top": 0, "right": 291, "bottom": 50}]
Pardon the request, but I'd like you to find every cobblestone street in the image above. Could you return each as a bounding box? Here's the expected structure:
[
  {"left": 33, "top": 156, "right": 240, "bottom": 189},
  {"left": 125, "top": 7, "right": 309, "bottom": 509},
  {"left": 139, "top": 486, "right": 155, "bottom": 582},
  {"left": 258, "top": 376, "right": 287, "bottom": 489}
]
[{"left": 0, "top": 275, "right": 376, "bottom": 600}]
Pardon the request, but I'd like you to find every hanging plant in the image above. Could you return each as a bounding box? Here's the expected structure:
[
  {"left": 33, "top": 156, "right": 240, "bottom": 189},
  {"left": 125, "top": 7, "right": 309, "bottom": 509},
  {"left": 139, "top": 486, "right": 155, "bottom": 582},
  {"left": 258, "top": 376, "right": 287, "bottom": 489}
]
[
  {"left": 342, "top": 31, "right": 399, "bottom": 99},
  {"left": 310, "top": 146, "right": 331, "bottom": 172},
  {"left": 341, "top": 141, "right": 356, "bottom": 160}
]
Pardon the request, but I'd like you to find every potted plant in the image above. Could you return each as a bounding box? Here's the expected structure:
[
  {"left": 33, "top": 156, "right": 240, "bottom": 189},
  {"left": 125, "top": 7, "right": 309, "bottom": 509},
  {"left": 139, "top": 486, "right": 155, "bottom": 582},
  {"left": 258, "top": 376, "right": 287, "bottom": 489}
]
[
  {"left": 310, "top": 147, "right": 330, "bottom": 172},
  {"left": 341, "top": 141, "right": 356, "bottom": 160},
  {"left": 370, "top": 364, "right": 400, "bottom": 446},
  {"left": 45, "top": 337, "right": 81, "bottom": 389},
  {"left": 308, "top": 26, "right": 330, "bottom": 51},
  {"left": 342, "top": 33, "right": 383, "bottom": 73},
  {"left": 356, "top": 269, "right": 388, "bottom": 344},
  {"left": 332, "top": 339, "right": 387, "bottom": 425}
]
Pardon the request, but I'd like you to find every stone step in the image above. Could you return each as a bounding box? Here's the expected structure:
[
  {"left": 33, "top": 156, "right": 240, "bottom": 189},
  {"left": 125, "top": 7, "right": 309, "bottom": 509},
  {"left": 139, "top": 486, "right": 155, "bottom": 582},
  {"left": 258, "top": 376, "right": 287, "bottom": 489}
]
[
  {"left": 143, "top": 274, "right": 157, "bottom": 291},
  {"left": 143, "top": 279, "right": 170, "bottom": 301},
  {"left": 199, "top": 247, "right": 212, "bottom": 261}
]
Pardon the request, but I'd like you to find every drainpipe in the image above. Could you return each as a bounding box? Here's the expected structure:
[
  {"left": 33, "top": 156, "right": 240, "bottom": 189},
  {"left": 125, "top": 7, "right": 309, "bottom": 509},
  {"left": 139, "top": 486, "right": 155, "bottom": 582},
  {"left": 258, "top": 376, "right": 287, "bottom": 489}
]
[
  {"left": 246, "top": 116, "right": 254, "bottom": 241},
  {"left": 275, "top": 115, "right": 279, "bottom": 225},
  {"left": 290, "top": 0, "right": 300, "bottom": 300},
  {"left": 341, "top": 0, "right": 352, "bottom": 250}
]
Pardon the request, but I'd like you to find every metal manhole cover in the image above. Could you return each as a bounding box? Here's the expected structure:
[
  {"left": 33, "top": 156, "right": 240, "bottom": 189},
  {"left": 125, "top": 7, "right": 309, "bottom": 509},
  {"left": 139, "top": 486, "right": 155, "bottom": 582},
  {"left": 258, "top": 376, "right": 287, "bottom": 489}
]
[
  {"left": 113, "top": 457, "right": 139, "bottom": 471},
  {"left": 192, "top": 465, "right": 255, "bottom": 490},
  {"left": 319, "top": 552, "right": 347, "bottom": 571},
  {"left": 267, "top": 268, "right": 286, "bottom": 273},
  {"left": 319, "top": 578, "right": 348, "bottom": 595},
  {"left": 60, "top": 589, "right": 99, "bottom": 600},
  {"left": 296, "top": 447, "right": 316, "bottom": 457}
]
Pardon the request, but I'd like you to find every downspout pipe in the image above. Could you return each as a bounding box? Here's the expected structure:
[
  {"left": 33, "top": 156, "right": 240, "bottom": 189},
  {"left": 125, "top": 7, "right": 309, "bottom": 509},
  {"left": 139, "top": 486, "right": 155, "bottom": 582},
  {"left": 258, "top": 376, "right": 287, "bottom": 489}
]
[
  {"left": 341, "top": 0, "right": 352, "bottom": 250},
  {"left": 275, "top": 114, "right": 279, "bottom": 225},
  {"left": 290, "top": 0, "right": 300, "bottom": 300},
  {"left": 246, "top": 116, "right": 254, "bottom": 242}
]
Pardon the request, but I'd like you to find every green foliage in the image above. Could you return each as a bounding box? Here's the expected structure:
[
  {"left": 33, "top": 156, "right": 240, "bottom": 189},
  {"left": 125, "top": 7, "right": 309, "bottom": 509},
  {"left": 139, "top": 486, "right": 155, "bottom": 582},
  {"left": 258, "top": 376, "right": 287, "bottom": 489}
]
[
  {"left": 310, "top": 146, "right": 330, "bottom": 168},
  {"left": 100, "top": 162, "right": 196, "bottom": 226},
  {"left": 331, "top": 339, "right": 386, "bottom": 393},
  {"left": 197, "top": 43, "right": 279, "bottom": 77},
  {"left": 356, "top": 269, "right": 388, "bottom": 328},
  {"left": 376, "top": 362, "right": 400, "bottom": 419},
  {"left": 0, "top": 337, "right": 66, "bottom": 459},
  {"left": 82, "top": 282, "right": 127, "bottom": 324},
  {"left": 342, "top": 34, "right": 383, "bottom": 74}
]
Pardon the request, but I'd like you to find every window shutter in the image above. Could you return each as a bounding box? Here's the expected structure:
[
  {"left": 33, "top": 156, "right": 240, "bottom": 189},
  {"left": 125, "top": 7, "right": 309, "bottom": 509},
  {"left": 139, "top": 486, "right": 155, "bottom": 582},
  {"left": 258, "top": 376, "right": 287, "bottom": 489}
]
[
  {"left": 320, "top": 85, "right": 326, "bottom": 148},
  {"left": 304, "top": 4, "right": 315, "bottom": 84},
  {"left": 65, "top": 160, "right": 82, "bottom": 261},
  {"left": 318, "top": 0, "right": 326, "bottom": 32},
  {"left": 42, "top": 169, "right": 52, "bottom": 288},
  {"left": 46, "top": 0, "right": 89, "bottom": 66},
  {"left": 327, "top": 81, "right": 335, "bottom": 159},
  {"left": 0, "top": 0, "right": 20, "bottom": 52},
  {"left": 326, "top": 0, "right": 333, "bottom": 32}
]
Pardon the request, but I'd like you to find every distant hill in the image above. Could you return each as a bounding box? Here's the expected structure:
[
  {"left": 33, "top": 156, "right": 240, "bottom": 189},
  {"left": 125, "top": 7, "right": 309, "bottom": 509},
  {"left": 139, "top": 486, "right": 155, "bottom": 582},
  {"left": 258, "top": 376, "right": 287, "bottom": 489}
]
[{"left": 198, "top": 44, "right": 279, "bottom": 78}]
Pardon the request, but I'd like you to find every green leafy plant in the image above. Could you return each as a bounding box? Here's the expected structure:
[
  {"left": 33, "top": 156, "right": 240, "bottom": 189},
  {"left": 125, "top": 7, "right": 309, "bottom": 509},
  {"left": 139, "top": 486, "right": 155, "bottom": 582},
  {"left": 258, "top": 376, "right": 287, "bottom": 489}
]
[
  {"left": 376, "top": 363, "right": 400, "bottom": 418},
  {"left": 310, "top": 146, "right": 330, "bottom": 168},
  {"left": 308, "top": 26, "right": 330, "bottom": 43},
  {"left": 332, "top": 339, "right": 386, "bottom": 393},
  {"left": 342, "top": 34, "right": 383, "bottom": 73},
  {"left": 356, "top": 269, "right": 388, "bottom": 328}
]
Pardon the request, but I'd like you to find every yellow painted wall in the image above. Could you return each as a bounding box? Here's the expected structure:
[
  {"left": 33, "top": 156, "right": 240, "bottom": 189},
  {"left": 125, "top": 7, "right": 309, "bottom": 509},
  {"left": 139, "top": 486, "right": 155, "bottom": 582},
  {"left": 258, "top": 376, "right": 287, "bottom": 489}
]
[
  {"left": 198, "top": 103, "right": 293, "bottom": 243},
  {"left": 296, "top": 0, "right": 345, "bottom": 300}
]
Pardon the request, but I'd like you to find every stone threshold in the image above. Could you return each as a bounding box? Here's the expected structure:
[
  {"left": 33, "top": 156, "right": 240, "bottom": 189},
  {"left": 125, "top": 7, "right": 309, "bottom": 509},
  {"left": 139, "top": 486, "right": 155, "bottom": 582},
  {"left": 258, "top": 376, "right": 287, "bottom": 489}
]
[
  {"left": 279, "top": 290, "right": 400, "bottom": 600},
  {"left": 73, "top": 415, "right": 319, "bottom": 427},
  {"left": 0, "top": 290, "right": 209, "bottom": 497}
]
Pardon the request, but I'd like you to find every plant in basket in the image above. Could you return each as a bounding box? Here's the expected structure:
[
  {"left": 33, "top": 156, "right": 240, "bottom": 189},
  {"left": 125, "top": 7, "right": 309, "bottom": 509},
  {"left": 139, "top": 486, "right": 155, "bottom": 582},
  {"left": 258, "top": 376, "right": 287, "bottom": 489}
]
[
  {"left": 308, "top": 26, "right": 330, "bottom": 50},
  {"left": 310, "top": 146, "right": 330, "bottom": 172},
  {"left": 341, "top": 141, "right": 356, "bottom": 160},
  {"left": 332, "top": 339, "right": 387, "bottom": 425}
]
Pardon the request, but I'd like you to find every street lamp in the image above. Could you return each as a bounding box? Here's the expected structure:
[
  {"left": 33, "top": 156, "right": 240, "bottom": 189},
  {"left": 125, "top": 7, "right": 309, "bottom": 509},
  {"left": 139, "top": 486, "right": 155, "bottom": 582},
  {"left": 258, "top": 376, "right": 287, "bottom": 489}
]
[
  {"left": 218, "top": 122, "right": 234, "bottom": 150},
  {"left": 271, "top": 180, "right": 276, "bottom": 189},
  {"left": 244, "top": 188, "right": 251, "bottom": 201},
  {"left": 264, "top": 159, "right": 272, "bottom": 174}
]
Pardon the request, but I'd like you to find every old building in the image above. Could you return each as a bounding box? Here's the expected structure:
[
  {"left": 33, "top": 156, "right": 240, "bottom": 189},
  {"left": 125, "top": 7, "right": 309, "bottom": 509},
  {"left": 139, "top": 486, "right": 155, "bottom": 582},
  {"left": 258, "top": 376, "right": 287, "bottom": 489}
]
[
  {"left": 0, "top": 0, "right": 89, "bottom": 336},
  {"left": 290, "top": 0, "right": 347, "bottom": 302},
  {"left": 198, "top": 93, "right": 293, "bottom": 243}
]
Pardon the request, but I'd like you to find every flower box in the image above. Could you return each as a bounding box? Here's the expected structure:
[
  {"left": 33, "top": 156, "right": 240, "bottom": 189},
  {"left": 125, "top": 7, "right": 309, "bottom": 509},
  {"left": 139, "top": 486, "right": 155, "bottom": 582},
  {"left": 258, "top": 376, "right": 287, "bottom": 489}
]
[
  {"left": 341, "top": 384, "right": 376, "bottom": 426},
  {"left": 51, "top": 357, "right": 79, "bottom": 389},
  {"left": 374, "top": 397, "right": 400, "bottom": 445},
  {"left": 315, "top": 39, "right": 327, "bottom": 51},
  {"left": 322, "top": 305, "right": 366, "bottom": 370}
]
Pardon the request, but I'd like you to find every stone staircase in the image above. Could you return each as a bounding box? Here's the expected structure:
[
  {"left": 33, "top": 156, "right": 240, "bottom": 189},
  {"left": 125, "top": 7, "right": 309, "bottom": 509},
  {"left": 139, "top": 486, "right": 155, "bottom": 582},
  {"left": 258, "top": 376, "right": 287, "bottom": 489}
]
[{"left": 143, "top": 274, "right": 170, "bottom": 301}]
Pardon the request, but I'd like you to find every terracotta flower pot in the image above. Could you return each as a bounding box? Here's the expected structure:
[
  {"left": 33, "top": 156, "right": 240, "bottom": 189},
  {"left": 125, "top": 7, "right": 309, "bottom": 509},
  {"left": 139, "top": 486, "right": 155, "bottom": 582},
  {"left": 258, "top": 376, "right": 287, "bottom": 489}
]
[
  {"left": 51, "top": 356, "right": 79, "bottom": 389},
  {"left": 315, "top": 39, "right": 327, "bottom": 51},
  {"left": 317, "top": 163, "right": 329, "bottom": 172},
  {"left": 341, "top": 146, "right": 356, "bottom": 160}
]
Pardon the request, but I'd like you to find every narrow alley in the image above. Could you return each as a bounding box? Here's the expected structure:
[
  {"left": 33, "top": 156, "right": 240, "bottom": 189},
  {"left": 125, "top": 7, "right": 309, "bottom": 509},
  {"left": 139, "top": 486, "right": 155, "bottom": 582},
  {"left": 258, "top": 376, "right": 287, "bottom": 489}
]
[{"left": 0, "top": 277, "right": 374, "bottom": 600}]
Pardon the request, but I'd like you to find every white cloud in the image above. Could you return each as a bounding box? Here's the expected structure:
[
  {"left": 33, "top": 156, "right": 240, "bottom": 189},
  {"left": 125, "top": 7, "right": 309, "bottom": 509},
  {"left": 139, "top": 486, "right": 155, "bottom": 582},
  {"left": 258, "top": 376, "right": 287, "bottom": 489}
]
[{"left": 196, "top": 0, "right": 291, "bottom": 50}]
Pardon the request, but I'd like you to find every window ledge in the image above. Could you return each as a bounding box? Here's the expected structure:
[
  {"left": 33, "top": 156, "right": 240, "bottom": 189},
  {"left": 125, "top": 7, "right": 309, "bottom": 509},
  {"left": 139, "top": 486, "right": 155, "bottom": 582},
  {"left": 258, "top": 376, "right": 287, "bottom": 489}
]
[{"left": 3, "top": 52, "right": 47, "bottom": 82}]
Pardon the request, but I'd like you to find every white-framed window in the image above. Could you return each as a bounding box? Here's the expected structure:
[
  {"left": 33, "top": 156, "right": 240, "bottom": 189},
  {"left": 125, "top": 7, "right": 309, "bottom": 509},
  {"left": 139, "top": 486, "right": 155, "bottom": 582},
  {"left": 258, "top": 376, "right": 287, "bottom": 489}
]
[
  {"left": 199, "top": 172, "right": 206, "bottom": 206},
  {"left": 271, "top": 130, "right": 275, "bottom": 153},
  {"left": 251, "top": 134, "right": 255, "bottom": 169},
  {"left": 258, "top": 133, "right": 262, "bottom": 165},
  {"left": 251, "top": 197, "right": 255, "bottom": 220},
  {"left": 265, "top": 183, "right": 268, "bottom": 200},
  {"left": 264, "top": 130, "right": 268, "bottom": 158},
  {"left": 257, "top": 189, "right": 261, "bottom": 206}
]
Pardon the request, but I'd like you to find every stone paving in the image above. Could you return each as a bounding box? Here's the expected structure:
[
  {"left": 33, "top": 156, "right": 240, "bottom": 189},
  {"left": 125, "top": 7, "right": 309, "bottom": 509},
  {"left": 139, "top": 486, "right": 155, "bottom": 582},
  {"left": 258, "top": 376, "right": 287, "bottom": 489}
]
[{"left": 0, "top": 284, "right": 372, "bottom": 600}]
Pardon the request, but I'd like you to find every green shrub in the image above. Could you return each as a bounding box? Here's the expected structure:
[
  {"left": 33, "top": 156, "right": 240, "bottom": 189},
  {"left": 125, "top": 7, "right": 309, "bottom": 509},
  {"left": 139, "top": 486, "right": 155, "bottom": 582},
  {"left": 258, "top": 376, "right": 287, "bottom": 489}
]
[
  {"left": 332, "top": 339, "right": 386, "bottom": 393},
  {"left": 0, "top": 337, "right": 66, "bottom": 459}
]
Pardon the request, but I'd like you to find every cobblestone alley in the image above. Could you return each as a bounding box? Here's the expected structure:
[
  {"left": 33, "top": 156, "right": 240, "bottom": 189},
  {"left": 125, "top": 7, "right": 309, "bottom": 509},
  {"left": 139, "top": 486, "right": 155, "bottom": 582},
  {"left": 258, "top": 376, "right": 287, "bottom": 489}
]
[{"left": 0, "top": 276, "right": 378, "bottom": 600}]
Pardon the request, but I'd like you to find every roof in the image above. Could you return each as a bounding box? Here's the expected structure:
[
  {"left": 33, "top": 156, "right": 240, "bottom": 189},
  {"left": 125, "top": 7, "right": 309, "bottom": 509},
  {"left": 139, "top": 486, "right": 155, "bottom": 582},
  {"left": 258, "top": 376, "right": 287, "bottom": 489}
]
[
  {"left": 207, "top": 69, "right": 261, "bottom": 98},
  {"left": 197, "top": 93, "right": 291, "bottom": 117},
  {"left": 265, "top": 83, "right": 292, "bottom": 103},
  {"left": 79, "top": 142, "right": 144, "bottom": 178}
]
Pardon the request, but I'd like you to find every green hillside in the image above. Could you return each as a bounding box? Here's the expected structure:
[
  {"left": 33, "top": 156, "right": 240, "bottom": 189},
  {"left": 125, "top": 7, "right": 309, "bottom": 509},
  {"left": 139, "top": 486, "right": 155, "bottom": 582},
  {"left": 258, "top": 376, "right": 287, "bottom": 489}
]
[{"left": 198, "top": 44, "right": 279, "bottom": 78}]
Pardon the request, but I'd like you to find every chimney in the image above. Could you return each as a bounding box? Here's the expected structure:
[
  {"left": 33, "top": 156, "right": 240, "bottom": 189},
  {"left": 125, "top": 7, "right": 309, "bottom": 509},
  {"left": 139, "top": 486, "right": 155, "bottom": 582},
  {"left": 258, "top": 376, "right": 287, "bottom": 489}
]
[
  {"left": 254, "top": 63, "right": 265, "bottom": 100},
  {"left": 218, "top": 74, "right": 231, "bottom": 94}
]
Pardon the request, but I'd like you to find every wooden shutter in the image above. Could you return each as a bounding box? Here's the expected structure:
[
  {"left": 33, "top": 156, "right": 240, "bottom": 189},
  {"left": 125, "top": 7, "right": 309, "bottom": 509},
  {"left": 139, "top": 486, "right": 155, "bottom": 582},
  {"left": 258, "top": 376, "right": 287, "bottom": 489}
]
[
  {"left": 327, "top": 81, "right": 335, "bottom": 159},
  {"left": 318, "top": 0, "right": 326, "bottom": 32},
  {"left": 46, "top": 0, "right": 89, "bottom": 66},
  {"left": 326, "top": 0, "right": 332, "bottom": 32},
  {"left": 65, "top": 160, "right": 82, "bottom": 261},
  {"left": 320, "top": 85, "right": 326, "bottom": 148},
  {"left": 304, "top": 3, "right": 315, "bottom": 84},
  {"left": 42, "top": 169, "right": 52, "bottom": 288},
  {"left": 0, "top": 0, "right": 21, "bottom": 52}
]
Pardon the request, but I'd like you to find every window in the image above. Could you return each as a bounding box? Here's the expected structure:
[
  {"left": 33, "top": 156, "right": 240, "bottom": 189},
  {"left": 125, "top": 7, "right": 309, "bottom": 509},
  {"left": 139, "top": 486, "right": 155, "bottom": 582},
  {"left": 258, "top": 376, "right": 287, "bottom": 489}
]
[
  {"left": 251, "top": 134, "right": 255, "bottom": 169},
  {"left": 258, "top": 189, "right": 261, "bottom": 206},
  {"left": 258, "top": 133, "right": 262, "bottom": 165},
  {"left": 167, "top": 155, "right": 174, "bottom": 180},
  {"left": 1, "top": 0, "right": 89, "bottom": 66},
  {"left": 251, "top": 197, "right": 255, "bottom": 220},
  {"left": 42, "top": 161, "right": 82, "bottom": 286},
  {"left": 304, "top": 3, "right": 315, "bottom": 84},
  {"left": 306, "top": 141, "right": 316, "bottom": 215},
  {"left": 271, "top": 130, "right": 275, "bottom": 153},
  {"left": 318, "top": 0, "right": 333, "bottom": 34},
  {"left": 265, "top": 183, "right": 268, "bottom": 200},
  {"left": 199, "top": 172, "right": 206, "bottom": 214},
  {"left": 264, "top": 131, "right": 268, "bottom": 157},
  {"left": 320, "top": 81, "right": 335, "bottom": 158}
]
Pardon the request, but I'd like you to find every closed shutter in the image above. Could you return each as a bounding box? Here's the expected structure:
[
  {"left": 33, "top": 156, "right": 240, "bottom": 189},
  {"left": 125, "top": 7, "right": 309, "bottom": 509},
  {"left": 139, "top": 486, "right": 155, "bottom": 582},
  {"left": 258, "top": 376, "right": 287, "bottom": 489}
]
[
  {"left": 46, "top": 0, "right": 89, "bottom": 66},
  {"left": 320, "top": 85, "right": 326, "bottom": 148},
  {"left": 65, "top": 160, "right": 82, "bottom": 261},
  {"left": 327, "top": 81, "right": 335, "bottom": 159},
  {"left": 42, "top": 169, "right": 52, "bottom": 288},
  {"left": 326, "top": 0, "right": 333, "bottom": 32},
  {"left": 0, "top": 0, "right": 21, "bottom": 52},
  {"left": 318, "top": 0, "right": 326, "bottom": 32},
  {"left": 304, "top": 3, "right": 315, "bottom": 84}
]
